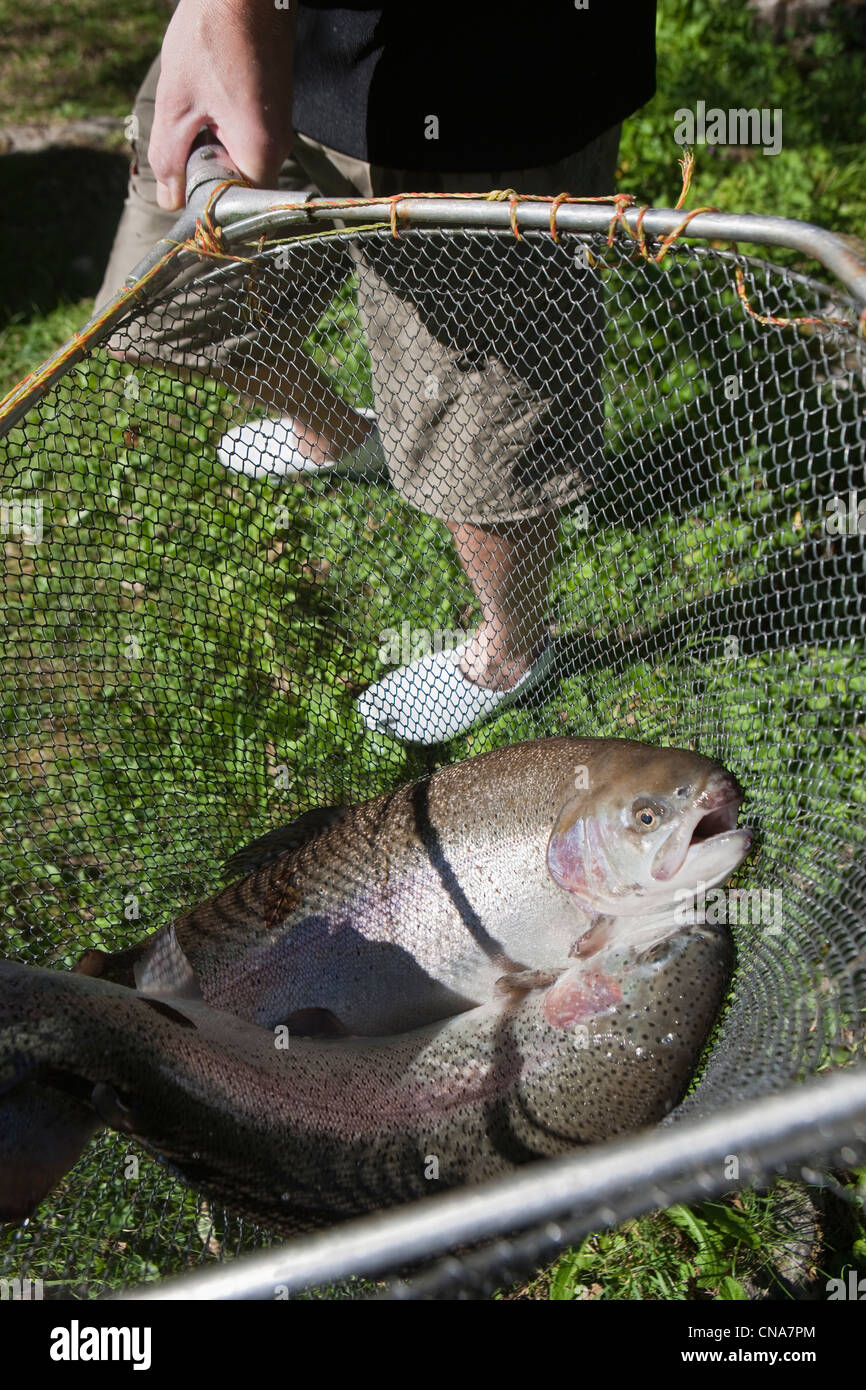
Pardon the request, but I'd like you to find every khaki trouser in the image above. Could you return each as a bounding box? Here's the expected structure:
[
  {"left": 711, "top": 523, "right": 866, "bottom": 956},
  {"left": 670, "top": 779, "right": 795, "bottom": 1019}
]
[{"left": 99, "top": 55, "right": 619, "bottom": 524}]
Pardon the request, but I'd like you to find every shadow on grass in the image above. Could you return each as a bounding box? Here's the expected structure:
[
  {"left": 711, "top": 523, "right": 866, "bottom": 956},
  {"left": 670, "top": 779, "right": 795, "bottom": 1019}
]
[{"left": 0, "top": 146, "right": 127, "bottom": 323}]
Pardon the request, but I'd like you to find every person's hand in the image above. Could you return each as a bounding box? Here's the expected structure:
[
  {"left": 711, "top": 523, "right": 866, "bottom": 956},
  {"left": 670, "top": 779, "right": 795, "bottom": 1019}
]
[{"left": 149, "top": 0, "right": 297, "bottom": 210}]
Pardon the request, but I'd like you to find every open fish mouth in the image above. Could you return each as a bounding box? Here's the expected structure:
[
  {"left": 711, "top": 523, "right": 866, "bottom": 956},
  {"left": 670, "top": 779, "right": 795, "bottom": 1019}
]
[
  {"left": 683, "top": 804, "right": 752, "bottom": 872},
  {"left": 691, "top": 794, "right": 742, "bottom": 841},
  {"left": 652, "top": 781, "right": 752, "bottom": 884}
]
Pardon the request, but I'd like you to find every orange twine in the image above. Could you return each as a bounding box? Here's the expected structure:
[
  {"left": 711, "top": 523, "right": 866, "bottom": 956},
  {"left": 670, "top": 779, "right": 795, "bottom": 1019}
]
[
  {"left": 388, "top": 195, "right": 405, "bottom": 238},
  {"left": 2, "top": 155, "right": 862, "bottom": 423},
  {"left": 508, "top": 194, "right": 523, "bottom": 241},
  {"left": 603, "top": 193, "right": 636, "bottom": 249},
  {"left": 184, "top": 179, "right": 257, "bottom": 266},
  {"left": 675, "top": 150, "right": 696, "bottom": 210},
  {"left": 733, "top": 265, "right": 857, "bottom": 333},
  {"left": 548, "top": 192, "right": 570, "bottom": 242},
  {"left": 654, "top": 206, "right": 720, "bottom": 263}
]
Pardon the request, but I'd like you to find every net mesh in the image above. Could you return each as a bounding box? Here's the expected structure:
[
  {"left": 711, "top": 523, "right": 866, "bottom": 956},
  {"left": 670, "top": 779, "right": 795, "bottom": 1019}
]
[{"left": 1, "top": 208, "right": 865, "bottom": 1298}]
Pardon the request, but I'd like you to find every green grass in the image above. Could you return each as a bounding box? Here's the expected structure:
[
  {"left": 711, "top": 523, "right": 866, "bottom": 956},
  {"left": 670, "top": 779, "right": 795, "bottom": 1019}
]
[
  {"left": 503, "top": 1176, "right": 866, "bottom": 1301},
  {"left": 620, "top": 0, "right": 866, "bottom": 272},
  {"left": 0, "top": 306, "right": 96, "bottom": 394},
  {"left": 0, "top": 0, "right": 166, "bottom": 127}
]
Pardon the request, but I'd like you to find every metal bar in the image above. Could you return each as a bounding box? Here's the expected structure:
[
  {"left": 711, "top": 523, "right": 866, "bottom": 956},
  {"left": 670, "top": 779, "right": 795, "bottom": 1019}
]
[
  {"left": 3, "top": 151, "right": 863, "bottom": 439},
  {"left": 201, "top": 189, "right": 866, "bottom": 309},
  {"left": 118, "top": 1063, "right": 866, "bottom": 1301},
  {"left": 179, "top": 147, "right": 866, "bottom": 312}
]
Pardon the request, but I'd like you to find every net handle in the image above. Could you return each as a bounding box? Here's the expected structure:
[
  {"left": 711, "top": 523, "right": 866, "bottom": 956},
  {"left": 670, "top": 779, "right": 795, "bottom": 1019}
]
[{"left": 186, "top": 137, "right": 245, "bottom": 202}]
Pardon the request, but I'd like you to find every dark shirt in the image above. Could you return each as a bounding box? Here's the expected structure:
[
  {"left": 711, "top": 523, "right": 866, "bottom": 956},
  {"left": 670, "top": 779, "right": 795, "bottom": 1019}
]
[{"left": 293, "top": 1, "right": 657, "bottom": 171}]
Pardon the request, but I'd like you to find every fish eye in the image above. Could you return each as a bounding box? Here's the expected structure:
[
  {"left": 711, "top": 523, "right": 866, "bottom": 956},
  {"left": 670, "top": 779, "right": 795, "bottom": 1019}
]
[{"left": 633, "top": 799, "right": 664, "bottom": 830}]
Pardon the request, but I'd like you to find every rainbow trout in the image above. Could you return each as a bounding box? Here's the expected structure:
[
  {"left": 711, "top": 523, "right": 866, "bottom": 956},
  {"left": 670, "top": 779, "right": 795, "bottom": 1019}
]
[
  {"left": 1, "top": 917, "right": 732, "bottom": 1235},
  {"left": 0, "top": 737, "right": 752, "bottom": 1229},
  {"left": 79, "top": 737, "right": 752, "bottom": 1037}
]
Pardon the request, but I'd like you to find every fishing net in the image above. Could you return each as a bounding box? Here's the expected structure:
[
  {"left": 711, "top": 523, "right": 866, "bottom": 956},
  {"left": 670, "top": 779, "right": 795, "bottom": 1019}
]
[{"left": 1, "top": 162, "right": 865, "bottom": 1299}]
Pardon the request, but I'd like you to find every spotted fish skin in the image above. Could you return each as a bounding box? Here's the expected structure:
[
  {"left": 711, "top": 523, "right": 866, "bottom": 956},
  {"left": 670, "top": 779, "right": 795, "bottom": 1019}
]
[
  {"left": 0, "top": 921, "right": 732, "bottom": 1235},
  {"left": 84, "top": 737, "right": 750, "bottom": 1038},
  {"left": 1, "top": 736, "right": 750, "bottom": 1229}
]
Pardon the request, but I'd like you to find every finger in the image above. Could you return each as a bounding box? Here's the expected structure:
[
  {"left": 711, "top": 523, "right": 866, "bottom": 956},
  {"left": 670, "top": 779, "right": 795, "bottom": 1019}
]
[
  {"left": 213, "top": 115, "right": 294, "bottom": 189},
  {"left": 149, "top": 105, "right": 205, "bottom": 211}
]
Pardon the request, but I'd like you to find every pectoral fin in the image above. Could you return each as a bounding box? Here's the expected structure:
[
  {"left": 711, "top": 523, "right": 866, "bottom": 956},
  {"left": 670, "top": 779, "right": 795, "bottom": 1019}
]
[
  {"left": 91, "top": 1082, "right": 138, "bottom": 1135},
  {"left": 495, "top": 967, "right": 565, "bottom": 997},
  {"left": 571, "top": 915, "right": 616, "bottom": 958},
  {"left": 73, "top": 948, "right": 107, "bottom": 978}
]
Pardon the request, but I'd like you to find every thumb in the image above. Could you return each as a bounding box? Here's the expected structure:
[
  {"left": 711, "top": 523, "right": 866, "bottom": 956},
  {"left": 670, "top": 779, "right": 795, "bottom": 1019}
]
[{"left": 155, "top": 175, "right": 186, "bottom": 214}]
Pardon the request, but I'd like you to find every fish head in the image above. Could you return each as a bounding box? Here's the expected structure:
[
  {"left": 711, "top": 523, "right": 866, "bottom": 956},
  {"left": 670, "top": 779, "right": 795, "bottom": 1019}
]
[{"left": 547, "top": 742, "right": 753, "bottom": 917}]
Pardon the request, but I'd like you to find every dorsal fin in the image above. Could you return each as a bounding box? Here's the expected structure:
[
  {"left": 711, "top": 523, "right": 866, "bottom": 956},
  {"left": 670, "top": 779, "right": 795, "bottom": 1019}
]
[
  {"left": 134, "top": 924, "right": 202, "bottom": 1001},
  {"left": 73, "top": 948, "right": 107, "bottom": 978},
  {"left": 222, "top": 805, "right": 348, "bottom": 880}
]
